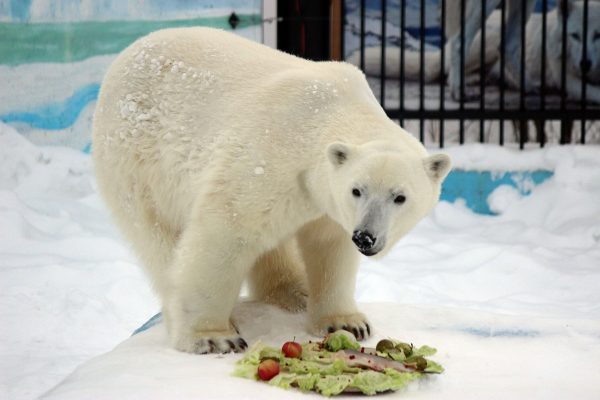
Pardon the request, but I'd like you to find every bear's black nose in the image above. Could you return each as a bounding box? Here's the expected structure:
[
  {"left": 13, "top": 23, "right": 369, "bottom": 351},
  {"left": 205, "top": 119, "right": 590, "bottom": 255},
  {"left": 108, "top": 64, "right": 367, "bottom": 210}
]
[{"left": 352, "top": 230, "right": 376, "bottom": 251}]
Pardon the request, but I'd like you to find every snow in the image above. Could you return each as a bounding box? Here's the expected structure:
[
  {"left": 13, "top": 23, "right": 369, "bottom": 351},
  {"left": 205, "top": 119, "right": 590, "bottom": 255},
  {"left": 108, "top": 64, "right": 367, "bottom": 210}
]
[
  {"left": 441, "top": 142, "right": 600, "bottom": 170},
  {"left": 41, "top": 303, "right": 600, "bottom": 400},
  {"left": 0, "top": 122, "right": 159, "bottom": 399},
  {"left": 1, "top": 120, "right": 599, "bottom": 399}
]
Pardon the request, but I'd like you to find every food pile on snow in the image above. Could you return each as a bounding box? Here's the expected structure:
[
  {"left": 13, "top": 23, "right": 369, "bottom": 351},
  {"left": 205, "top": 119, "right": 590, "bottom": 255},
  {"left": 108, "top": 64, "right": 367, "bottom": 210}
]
[{"left": 234, "top": 330, "right": 443, "bottom": 396}]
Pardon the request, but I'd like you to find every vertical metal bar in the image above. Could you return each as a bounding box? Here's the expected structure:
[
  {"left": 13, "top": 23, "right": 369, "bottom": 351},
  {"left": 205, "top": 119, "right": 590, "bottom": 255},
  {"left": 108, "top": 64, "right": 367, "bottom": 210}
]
[
  {"left": 499, "top": 0, "right": 506, "bottom": 145},
  {"left": 360, "top": 0, "right": 366, "bottom": 70},
  {"left": 581, "top": 0, "right": 589, "bottom": 144},
  {"left": 479, "top": 0, "right": 486, "bottom": 143},
  {"left": 340, "top": 0, "right": 346, "bottom": 60},
  {"left": 459, "top": 0, "right": 465, "bottom": 144},
  {"left": 440, "top": 0, "right": 446, "bottom": 148},
  {"left": 519, "top": 0, "right": 527, "bottom": 150},
  {"left": 540, "top": 0, "right": 547, "bottom": 147},
  {"left": 560, "top": 0, "right": 569, "bottom": 144},
  {"left": 380, "top": 0, "right": 386, "bottom": 107},
  {"left": 419, "top": 0, "right": 425, "bottom": 143},
  {"left": 399, "top": 0, "right": 406, "bottom": 126}
]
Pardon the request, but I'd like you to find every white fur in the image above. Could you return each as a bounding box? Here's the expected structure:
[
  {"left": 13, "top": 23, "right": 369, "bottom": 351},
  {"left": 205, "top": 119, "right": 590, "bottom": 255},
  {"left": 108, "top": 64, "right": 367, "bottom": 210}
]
[{"left": 93, "top": 27, "right": 451, "bottom": 354}]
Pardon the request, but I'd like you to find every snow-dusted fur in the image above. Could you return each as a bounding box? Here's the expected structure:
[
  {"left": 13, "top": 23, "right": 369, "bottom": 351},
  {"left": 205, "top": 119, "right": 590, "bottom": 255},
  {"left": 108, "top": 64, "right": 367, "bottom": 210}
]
[
  {"left": 92, "top": 27, "right": 451, "bottom": 354},
  {"left": 351, "top": 0, "right": 600, "bottom": 103}
]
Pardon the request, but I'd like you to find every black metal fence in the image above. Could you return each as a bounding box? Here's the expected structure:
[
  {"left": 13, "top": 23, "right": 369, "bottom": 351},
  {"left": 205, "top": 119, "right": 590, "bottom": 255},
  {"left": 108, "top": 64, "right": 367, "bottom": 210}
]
[{"left": 343, "top": 0, "right": 600, "bottom": 148}]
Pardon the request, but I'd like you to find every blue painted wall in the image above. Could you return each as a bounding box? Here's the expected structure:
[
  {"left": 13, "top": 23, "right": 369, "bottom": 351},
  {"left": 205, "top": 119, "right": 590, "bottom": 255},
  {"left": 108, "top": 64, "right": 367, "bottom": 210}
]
[
  {"left": 441, "top": 169, "right": 554, "bottom": 215},
  {"left": 0, "top": 0, "right": 262, "bottom": 150},
  {"left": 1, "top": 84, "right": 100, "bottom": 130}
]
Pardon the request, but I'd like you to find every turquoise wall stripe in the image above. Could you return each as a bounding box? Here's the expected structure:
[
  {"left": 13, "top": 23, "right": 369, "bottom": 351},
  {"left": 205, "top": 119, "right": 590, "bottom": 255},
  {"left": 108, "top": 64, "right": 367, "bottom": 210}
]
[
  {"left": 440, "top": 169, "right": 554, "bottom": 215},
  {"left": 0, "top": 15, "right": 261, "bottom": 66},
  {"left": 0, "top": 83, "right": 99, "bottom": 130}
]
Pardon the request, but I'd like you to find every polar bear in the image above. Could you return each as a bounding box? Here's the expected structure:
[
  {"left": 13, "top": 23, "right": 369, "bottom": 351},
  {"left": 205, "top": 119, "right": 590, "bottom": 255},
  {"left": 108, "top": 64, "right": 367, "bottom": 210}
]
[{"left": 93, "top": 28, "right": 451, "bottom": 354}]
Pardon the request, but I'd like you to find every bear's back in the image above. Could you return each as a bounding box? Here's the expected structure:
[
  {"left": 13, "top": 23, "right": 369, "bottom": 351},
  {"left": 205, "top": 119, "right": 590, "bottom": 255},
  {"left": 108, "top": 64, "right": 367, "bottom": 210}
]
[
  {"left": 93, "top": 28, "right": 336, "bottom": 157},
  {"left": 93, "top": 27, "right": 382, "bottom": 163}
]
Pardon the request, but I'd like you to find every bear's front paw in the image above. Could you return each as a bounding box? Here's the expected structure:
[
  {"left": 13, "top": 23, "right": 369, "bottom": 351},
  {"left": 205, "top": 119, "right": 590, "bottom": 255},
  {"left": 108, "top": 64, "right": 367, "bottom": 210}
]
[
  {"left": 313, "top": 313, "right": 372, "bottom": 341},
  {"left": 173, "top": 330, "right": 248, "bottom": 354}
]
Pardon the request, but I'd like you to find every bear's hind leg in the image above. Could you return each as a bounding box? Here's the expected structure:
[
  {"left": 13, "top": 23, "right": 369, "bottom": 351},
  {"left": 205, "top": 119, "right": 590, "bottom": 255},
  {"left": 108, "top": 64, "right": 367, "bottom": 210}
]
[
  {"left": 164, "top": 208, "right": 258, "bottom": 354},
  {"left": 248, "top": 238, "right": 308, "bottom": 312},
  {"left": 297, "top": 217, "right": 371, "bottom": 341}
]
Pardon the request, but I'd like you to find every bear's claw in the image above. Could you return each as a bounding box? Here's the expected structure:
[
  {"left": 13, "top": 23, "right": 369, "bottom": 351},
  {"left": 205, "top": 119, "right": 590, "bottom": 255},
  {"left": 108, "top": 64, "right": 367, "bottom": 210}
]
[
  {"left": 316, "top": 313, "right": 372, "bottom": 341},
  {"left": 176, "top": 332, "right": 248, "bottom": 354}
]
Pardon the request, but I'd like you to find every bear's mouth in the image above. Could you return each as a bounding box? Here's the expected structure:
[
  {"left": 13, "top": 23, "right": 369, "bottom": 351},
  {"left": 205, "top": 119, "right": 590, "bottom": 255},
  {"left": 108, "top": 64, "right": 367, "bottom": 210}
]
[
  {"left": 358, "top": 248, "right": 379, "bottom": 256},
  {"left": 356, "top": 245, "right": 384, "bottom": 257}
]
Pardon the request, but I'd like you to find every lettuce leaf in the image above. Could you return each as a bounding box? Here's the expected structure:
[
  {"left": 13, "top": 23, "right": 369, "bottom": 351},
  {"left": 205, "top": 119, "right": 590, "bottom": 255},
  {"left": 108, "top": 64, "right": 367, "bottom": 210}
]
[
  {"left": 323, "top": 330, "right": 361, "bottom": 352},
  {"left": 412, "top": 345, "right": 437, "bottom": 357},
  {"left": 237, "top": 341, "right": 263, "bottom": 365},
  {"left": 383, "top": 368, "right": 420, "bottom": 389},
  {"left": 268, "top": 373, "right": 296, "bottom": 389},
  {"left": 350, "top": 371, "right": 394, "bottom": 395},
  {"left": 296, "top": 374, "right": 319, "bottom": 392},
  {"left": 284, "top": 359, "right": 328, "bottom": 375},
  {"left": 315, "top": 374, "right": 354, "bottom": 396},
  {"left": 350, "top": 369, "right": 418, "bottom": 395},
  {"left": 260, "top": 347, "right": 283, "bottom": 361},
  {"left": 232, "top": 363, "right": 258, "bottom": 380},
  {"left": 425, "top": 359, "right": 445, "bottom": 373}
]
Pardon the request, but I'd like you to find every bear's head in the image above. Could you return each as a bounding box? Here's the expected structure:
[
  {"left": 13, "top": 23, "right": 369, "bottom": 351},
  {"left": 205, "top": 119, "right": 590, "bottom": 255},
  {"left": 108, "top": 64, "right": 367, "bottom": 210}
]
[{"left": 325, "top": 140, "right": 451, "bottom": 258}]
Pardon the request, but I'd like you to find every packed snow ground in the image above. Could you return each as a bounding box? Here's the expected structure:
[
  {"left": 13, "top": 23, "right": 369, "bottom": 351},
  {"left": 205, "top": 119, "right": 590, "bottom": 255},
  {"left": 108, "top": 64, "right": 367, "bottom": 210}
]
[
  {"left": 1, "top": 121, "right": 599, "bottom": 399},
  {"left": 41, "top": 302, "right": 600, "bottom": 400}
]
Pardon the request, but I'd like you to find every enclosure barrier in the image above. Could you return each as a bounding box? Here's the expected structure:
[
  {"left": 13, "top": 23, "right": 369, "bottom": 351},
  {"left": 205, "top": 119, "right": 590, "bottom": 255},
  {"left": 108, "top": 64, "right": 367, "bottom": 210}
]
[{"left": 345, "top": 0, "right": 599, "bottom": 148}]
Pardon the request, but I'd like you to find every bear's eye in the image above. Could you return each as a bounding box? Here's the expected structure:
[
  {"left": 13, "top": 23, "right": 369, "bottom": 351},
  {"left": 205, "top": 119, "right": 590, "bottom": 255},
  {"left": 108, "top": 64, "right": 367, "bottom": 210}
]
[
  {"left": 394, "top": 194, "right": 406, "bottom": 204},
  {"left": 352, "top": 188, "right": 361, "bottom": 197},
  {"left": 570, "top": 32, "right": 581, "bottom": 41}
]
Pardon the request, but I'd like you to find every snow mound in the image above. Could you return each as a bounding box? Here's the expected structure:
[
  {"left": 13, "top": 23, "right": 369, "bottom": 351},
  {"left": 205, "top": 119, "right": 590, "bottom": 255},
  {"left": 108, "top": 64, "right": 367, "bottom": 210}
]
[{"left": 42, "top": 302, "right": 600, "bottom": 400}]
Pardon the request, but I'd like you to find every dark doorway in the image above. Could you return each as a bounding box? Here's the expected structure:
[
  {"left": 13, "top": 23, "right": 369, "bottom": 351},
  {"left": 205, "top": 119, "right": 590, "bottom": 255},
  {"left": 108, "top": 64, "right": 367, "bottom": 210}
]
[{"left": 277, "top": 0, "right": 331, "bottom": 61}]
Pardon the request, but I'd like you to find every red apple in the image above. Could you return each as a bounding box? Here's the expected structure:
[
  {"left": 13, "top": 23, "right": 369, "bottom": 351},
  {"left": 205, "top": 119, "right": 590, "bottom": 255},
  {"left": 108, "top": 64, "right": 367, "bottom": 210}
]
[
  {"left": 257, "top": 359, "right": 280, "bottom": 381},
  {"left": 282, "top": 341, "right": 302, "bottom": 358}
]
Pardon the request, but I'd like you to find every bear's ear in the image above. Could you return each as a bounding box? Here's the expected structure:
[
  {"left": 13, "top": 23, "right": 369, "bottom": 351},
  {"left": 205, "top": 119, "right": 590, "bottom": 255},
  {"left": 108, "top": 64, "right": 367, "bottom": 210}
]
[
  {"left": 423, "top": 153, "right": 452, "bottom": 183},
  {"left": 326, "top": 142, "right": 354, "bottom": 167}
]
